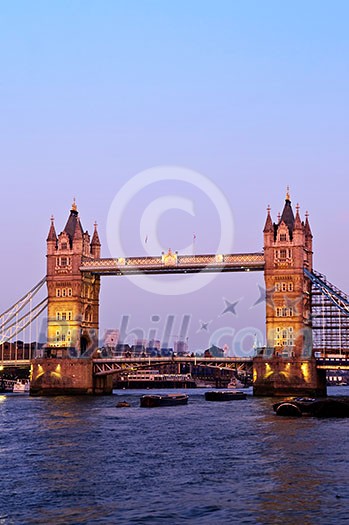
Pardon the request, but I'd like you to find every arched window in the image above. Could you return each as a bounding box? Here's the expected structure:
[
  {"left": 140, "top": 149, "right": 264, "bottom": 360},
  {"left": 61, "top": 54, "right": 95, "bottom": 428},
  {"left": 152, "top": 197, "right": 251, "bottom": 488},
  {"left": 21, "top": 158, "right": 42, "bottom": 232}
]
[{"left": 274, "top": 327, "right": 294, "bottom": 347}]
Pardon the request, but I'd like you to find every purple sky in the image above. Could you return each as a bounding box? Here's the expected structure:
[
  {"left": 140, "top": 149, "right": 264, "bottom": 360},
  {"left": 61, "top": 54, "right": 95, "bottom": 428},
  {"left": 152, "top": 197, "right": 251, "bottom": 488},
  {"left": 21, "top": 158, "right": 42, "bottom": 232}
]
[{"left": 1, "top": 1, "right": 348, "bottom": 353}]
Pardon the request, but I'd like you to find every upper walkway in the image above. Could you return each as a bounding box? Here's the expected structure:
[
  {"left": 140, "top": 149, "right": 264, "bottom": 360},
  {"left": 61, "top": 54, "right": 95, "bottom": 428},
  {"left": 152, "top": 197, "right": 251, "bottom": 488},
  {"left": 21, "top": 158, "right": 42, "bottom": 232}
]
[{"left": 80, "top": 252, "right": 265, "bottom": 275}]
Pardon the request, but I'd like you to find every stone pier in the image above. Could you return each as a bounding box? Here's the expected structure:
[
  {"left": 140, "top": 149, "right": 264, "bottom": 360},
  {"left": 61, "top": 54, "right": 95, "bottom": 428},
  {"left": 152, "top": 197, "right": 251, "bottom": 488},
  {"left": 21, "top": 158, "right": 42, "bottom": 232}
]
[
  {"left": 30, "top": 358, "right": 113, "bottom": 396},
  {"left": 253, "top": 356, "right": 327, "bottom": 397}
]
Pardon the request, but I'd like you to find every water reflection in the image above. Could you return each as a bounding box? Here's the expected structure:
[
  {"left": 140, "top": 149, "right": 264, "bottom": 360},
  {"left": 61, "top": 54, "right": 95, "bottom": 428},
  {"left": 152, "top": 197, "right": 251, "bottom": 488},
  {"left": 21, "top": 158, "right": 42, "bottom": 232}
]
[
  {"left": 255, "top": 410, "right": 349, "bottom": 523},
  {"left": 1, "top": 389, "right": 349, "bottom": 524}
]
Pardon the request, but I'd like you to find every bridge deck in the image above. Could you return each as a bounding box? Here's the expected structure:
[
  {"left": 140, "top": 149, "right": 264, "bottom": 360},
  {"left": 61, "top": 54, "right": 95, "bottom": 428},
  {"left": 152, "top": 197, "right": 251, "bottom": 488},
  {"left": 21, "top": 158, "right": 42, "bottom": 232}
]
[
  {"left": 80, "top": 252, "right": 265, "bottom": 275},
  {"left": 2, "top": 356, "right": 348, "bottom": 375},
  {"left": 0, "top": 359, "right": 31, "bottom": 366},
  {"left": 93, "top": 356, "right": 254, "bottom": 375},
  {"left": 315, "top": 357, "right": 349, "bottom": 370}
]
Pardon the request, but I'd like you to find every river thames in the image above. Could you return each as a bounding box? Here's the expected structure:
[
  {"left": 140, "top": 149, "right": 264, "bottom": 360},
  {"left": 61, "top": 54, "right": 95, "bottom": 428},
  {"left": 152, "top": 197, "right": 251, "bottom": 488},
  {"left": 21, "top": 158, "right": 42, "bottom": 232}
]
[{"left": 1, "top": 387, "right": 348, "bottom": 524}]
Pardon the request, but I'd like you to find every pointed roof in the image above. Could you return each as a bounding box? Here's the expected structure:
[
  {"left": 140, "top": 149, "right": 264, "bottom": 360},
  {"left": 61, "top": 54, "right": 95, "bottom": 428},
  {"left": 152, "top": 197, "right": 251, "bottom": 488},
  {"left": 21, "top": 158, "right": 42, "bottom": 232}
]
[
  {"left": 72, "top": 219, "right": 83, "bottom": 240},
  {"left": 263, "top": 206, "right": 273, "bottom": 233},
  {"left": 304, "top": 212, "right": 312, "bottom": 238},
  {"left": 91, "top": 222, "right": 101, "bottom": 246},
  {"left": 279, "top": 190, "right": 295, "bottom": 234},
  {"left": 294, "top": 204, "right": 302, "bottom": 230},
  {"left": 64, "top": 199, "right": 84, "bottom": 242},
  {"left": 47, "top": 215, "right": 57, "bottom": 242}
]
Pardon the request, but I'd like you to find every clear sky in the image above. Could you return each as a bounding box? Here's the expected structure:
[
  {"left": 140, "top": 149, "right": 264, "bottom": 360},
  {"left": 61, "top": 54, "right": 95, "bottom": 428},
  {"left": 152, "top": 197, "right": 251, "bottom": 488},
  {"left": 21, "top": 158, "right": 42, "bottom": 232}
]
[{"left": 1, "top": 1, "right": 348, "bottom": 353}]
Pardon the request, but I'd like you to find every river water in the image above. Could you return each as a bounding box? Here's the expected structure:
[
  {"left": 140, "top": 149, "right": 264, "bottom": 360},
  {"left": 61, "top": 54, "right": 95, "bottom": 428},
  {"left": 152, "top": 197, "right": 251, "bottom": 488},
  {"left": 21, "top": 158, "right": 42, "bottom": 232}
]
[{"left": 0, "top": 387, "right": 348, "bottom": 525}]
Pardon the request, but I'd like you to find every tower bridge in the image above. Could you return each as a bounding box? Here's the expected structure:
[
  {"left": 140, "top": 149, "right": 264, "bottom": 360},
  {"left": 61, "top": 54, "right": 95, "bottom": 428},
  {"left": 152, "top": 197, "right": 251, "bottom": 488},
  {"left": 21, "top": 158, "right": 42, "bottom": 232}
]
[
  {"left": 2, "top": 191, "right": 349, "bottom": 396},
  {"left": 79, "top": 252, "right": 265, "bottom": 275}
]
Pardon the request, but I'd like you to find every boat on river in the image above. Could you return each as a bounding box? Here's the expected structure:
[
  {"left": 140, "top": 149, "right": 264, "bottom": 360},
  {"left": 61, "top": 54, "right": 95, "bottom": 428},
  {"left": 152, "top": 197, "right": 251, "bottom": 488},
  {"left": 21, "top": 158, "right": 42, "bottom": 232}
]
[
  {"left": 227, "top": 377, "right": 245, "bottom": 389},
  {"left": 140, "top": 393, "right": 189, "bottom": 407},
  {"left": 205, "top": 390, "right": 247, "bottom": 401},
  {"left": 0, "top": 379, "right": 15, "bottom": 393},
  {"left": 273, "top": 397, "right": 349, "bottom": 418},
  {"left": 13, "top": 379, "right": 30, "bottom": 393},
  {"left": 115, "top": 370, "right": 196, "bottom": 389}
]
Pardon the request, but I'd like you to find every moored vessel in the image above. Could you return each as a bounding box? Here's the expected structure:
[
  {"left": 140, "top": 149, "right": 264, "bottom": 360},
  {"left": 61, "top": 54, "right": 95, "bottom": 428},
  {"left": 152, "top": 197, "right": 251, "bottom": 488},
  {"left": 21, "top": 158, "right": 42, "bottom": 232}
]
[
  {"left": 273, "top": 397, "right": 349, "bottom": 418},
  {"left": 114, "top": 370, "right": 196, "bottom": 389},
  {"left": 0, "top": 379, "right": 16, "bottom": 393},
  {"left": 13, "top": 379, "right": 30, "bottom": 393},
  {"left": 205, "top": 390, "right": 247, "bottom": 401},
  {"left": 140, "top": 393, "right": 189, "bottom": 407},
  {"left": 227, "top": 377, "right": 245, "bottom": 389}
]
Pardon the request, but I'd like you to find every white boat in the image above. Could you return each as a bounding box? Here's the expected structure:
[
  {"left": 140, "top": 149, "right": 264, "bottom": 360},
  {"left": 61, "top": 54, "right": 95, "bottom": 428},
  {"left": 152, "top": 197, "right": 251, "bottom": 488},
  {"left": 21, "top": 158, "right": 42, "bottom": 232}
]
[
  {"left": 13, "top": 379, "right": 30, "bottom": 393},
  {"left": 114, "top": 370, "right": 196, "bottom": 389},
  {"left": 227, "top": 377, "right": 245, "bottom": 389}
]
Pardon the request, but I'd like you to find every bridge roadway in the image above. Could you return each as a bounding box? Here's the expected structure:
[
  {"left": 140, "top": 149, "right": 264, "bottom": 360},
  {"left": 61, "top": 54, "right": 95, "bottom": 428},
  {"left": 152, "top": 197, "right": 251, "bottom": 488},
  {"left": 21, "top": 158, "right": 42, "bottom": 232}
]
[
  {"left": 316, "top": 357, "right": 349, "bottom": 370},
  {"left": 92, "top": 356, "right": 349, "bottom": 376},
  {"left": 92, "top": 356, "right": 254, "bottom": 376},
  {"left": 80, "top": 252, "right": 265, "bottom": 275},
  {"left": 2, "top": 356, "right": 349, "bottom": 372},
  {"left": 0, "top": 359, "right": 31, "bottom": 367}
]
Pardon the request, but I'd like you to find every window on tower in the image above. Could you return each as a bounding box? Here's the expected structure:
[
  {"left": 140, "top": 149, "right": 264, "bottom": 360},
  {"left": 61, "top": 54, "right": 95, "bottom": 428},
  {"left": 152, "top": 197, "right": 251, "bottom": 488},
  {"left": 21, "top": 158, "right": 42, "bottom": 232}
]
[
  {"left": 280, "top": 234, "right": 287, "bottom": 242},
  {"left": 274, "top": 327, "right": 294, "bottom": 347},
  {"left": 276, "top": 306, "right": 293, "bottom": 317}
]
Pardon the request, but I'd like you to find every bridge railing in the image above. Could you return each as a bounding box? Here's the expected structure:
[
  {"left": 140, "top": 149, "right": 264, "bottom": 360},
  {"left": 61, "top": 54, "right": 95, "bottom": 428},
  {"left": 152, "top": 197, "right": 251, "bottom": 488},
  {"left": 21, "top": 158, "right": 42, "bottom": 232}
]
[{"left": 80, "top": 252, "right": 265, "bottom": 274}]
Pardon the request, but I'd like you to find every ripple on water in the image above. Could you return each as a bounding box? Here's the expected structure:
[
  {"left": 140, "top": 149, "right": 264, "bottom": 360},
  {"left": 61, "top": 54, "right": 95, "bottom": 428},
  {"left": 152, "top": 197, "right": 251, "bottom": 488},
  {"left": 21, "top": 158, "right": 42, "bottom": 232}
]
[{"left": 1, "top": 388, "right": 349, "bottom": 524}]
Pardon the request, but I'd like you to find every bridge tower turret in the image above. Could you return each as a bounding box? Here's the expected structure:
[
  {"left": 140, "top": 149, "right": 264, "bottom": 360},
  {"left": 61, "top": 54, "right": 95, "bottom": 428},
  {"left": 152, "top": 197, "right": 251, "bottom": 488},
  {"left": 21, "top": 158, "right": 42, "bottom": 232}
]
[
  {"left": 31, "top": 201, "right": 112, "bottom": 395},
  {"left": 264, "top": 190, "right": 313, "bottom": 358},
  {"left": 253, "top": 190, "right": 326, "bottom": 396},
  {"left": 45, "top": 200, "right": 101, "bottom": 357}
]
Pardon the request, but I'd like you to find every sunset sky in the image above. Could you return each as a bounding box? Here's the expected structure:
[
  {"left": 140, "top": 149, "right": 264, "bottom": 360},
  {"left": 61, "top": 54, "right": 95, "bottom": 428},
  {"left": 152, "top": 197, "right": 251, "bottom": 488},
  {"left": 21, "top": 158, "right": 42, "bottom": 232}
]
[{"left": 1, "top": 1, "right": 348, "bottom": 352}]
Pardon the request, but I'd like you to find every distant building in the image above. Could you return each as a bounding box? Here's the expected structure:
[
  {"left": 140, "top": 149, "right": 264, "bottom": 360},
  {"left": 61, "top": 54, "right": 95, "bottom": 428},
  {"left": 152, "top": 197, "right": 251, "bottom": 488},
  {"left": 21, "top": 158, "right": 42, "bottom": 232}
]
[
  {"left": 103, "top": 329, "right": 120, "bottom": 350},
  {"left": 135, "top": 339, "right": 148, "bottom": 348},
  {"left": 148, "top": 339, "right": 161, "bottom": 351},
  {"left": 204, "top": 345, "right": 224, "bottom": 357},
  {"left": 174, "top": 340, "right": 188, "bottom": 355},
  {"left": 0, "top": 341, "right": 44, "bottom": 361}
]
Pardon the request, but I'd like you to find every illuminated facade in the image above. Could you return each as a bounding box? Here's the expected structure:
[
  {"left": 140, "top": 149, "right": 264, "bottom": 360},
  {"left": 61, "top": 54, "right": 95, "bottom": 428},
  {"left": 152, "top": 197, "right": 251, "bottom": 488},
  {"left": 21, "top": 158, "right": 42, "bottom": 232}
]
[
  {"left": 263, "top": 190, "right": 313, "bottom": 358},
  {"left": 46, "top": 201, "right": 101, "bottom": 356}
]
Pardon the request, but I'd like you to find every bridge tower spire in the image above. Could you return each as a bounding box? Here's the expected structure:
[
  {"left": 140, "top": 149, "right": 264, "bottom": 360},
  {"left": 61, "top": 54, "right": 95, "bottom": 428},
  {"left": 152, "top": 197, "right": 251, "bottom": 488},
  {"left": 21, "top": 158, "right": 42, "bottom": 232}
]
[
  {"left": 45, "top": 200, "right": 101, "bottom": 357},
  {"left": 253, "top": 192, "right": 326, "bottom": 396}
]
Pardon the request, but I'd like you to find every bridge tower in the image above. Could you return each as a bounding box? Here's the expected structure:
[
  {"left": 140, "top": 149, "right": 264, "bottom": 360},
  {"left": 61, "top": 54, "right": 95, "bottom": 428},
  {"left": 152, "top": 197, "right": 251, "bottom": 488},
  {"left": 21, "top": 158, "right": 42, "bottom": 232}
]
[
  {"left": 46, "top": 200, "right": 101, "bottom": 356},
  {"left": 31, "top": 202, "right": 112, "bottom": 395},
  {"left": 253, "top": 190, "right": 326, "bottom": 396}
]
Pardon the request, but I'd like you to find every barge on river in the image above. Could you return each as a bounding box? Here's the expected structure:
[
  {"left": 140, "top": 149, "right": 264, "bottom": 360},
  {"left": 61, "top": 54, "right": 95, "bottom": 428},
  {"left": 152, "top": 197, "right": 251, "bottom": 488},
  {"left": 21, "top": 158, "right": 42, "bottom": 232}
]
[
  {"left": 140, "top": 393, "right": 189, "bottom": 407},
  {"left": 205, "top": 390, "right": 247, "bottom": 401}
]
